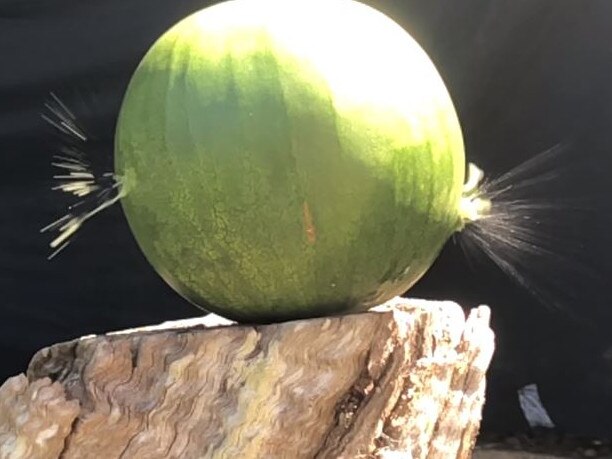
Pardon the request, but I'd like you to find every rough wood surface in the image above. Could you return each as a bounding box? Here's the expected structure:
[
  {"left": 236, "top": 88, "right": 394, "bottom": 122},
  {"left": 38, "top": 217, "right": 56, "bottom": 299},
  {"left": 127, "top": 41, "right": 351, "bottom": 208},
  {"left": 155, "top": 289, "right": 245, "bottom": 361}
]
[{"left": 0, "top": 298, "right": 494, "bottom": 459}]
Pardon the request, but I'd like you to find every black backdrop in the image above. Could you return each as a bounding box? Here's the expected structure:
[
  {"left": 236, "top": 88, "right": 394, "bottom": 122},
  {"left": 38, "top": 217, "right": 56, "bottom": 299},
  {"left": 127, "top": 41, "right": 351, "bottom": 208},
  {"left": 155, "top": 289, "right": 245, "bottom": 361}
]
[{"left": 2, "top": 0, "right": 612, "bottom": 437}]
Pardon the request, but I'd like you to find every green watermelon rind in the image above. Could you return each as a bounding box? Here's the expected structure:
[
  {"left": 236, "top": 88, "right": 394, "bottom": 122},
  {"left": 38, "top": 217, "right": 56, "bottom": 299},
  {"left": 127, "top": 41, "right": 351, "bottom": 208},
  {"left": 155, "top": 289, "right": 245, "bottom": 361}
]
[{"left": 115, "top": 0, "right": 465, "bottom": 322}]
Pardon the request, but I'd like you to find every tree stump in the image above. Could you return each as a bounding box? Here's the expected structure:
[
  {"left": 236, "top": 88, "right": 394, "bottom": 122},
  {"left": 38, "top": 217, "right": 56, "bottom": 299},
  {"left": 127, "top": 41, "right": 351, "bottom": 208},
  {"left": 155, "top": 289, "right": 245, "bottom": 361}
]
[{"left": 0, "top": 297, "right": 494, "bottom": 459}]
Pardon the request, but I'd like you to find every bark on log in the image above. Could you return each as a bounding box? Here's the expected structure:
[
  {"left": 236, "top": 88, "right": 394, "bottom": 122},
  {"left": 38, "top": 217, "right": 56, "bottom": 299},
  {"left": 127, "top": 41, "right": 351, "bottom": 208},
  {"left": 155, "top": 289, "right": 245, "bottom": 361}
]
[{"left": 0, "top": 297, "right": 495, "bottom": 459}]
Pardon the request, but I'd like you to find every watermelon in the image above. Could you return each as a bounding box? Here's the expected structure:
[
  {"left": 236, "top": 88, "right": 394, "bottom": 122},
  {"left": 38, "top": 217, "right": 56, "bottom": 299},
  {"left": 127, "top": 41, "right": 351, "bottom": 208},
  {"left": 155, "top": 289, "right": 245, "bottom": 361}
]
[{"left": 114, "top": 0, "right": 467, "bottom": 322}]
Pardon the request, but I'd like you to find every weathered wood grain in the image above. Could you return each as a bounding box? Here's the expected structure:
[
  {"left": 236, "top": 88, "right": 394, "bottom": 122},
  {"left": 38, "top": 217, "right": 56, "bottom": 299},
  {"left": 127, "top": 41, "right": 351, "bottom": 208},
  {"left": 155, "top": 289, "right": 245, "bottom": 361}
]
[{"left": 0, "top": 298, "right": 494, "bottom": 459}]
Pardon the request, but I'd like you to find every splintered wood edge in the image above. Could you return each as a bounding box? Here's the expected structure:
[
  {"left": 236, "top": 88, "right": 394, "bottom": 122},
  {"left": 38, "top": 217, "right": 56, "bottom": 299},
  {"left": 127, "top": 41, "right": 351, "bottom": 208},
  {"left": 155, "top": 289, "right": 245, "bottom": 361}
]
[
  {"left": 0, "top": 375, "right": 79, "bottom": 459},
  {"left": 0, "top": 297, "right": 495, "bottom": 459}
]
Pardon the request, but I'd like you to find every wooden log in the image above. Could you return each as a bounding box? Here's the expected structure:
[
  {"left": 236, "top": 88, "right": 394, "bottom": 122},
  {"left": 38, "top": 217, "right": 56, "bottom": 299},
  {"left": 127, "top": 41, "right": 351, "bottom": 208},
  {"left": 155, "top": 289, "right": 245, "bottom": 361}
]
[{"left": 0, "top": 297, "right": 495, "bottom": 459}]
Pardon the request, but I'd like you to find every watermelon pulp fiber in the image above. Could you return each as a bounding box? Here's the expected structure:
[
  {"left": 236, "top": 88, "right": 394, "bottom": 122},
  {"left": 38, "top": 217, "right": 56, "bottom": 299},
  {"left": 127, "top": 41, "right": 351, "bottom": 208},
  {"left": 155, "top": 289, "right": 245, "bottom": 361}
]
[{"left": 115, "top": 0, "right": 466, "bottom": 322}]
